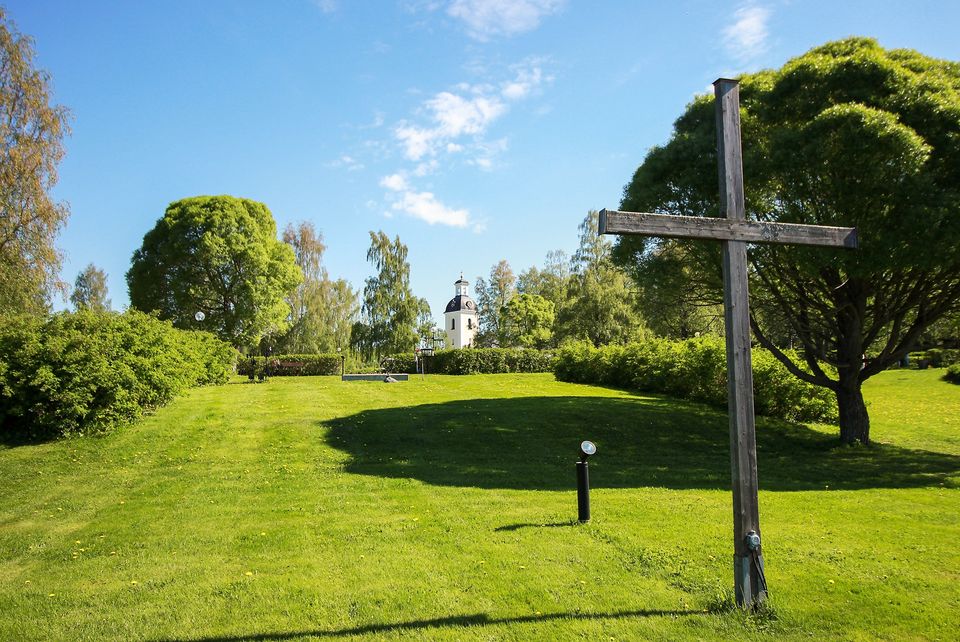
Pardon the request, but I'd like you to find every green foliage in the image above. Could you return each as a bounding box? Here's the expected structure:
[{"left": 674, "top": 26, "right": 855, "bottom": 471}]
[
  {"left": 380, "top": 348, "right": 555, "bottom": 375},
  {"left": 0, "top": 310, "right": 236, "bottom": 440},
  {"left": 238, "top": 354, "right": 342, "bottom": 377},
  {"left": 474, "top": 260, "right": 517, "bottom": 346},
  {"left": 353, "top": 231, "right": 419, "bottom": 358},
  {"left": 70, "top": 263, "right": 110, "bottom": 311},
  {"left": 945, "top": 363, "right": 960, "bottom": 384},
  {"left": 127, "top": 195, "right": 302, "bottom": 349},
  {"left": 556, "top": 211, "right": 647, "bottom": 346},
  {"left": 277, "top": 222, "right": 358, "bottom": 354},
  {"left": 908, "top": 349, "right": 960, "bottom": 368},
  {"left": 554, "top": 337, "right": 837, "bottom": 422},
  {"left": 0, "top": 9, "right": 71, "bottom": 318},
  {"left": 500, "top": 293, "right": 555, "bottom": 348},
  {"left": 614, "top": 38, "right": 960, "bottom": 444}
]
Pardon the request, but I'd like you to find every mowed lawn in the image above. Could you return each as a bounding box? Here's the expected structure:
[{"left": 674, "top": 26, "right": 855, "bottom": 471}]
[{"left": 1, "top": 370, "right": 958, "bottom": 641}]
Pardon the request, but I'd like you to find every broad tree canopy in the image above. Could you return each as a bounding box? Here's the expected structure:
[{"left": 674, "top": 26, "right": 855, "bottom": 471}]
[
  {"left": 127, "top": 195, "right": 301, "bottom": 348},
  {"left": 613, "top": 38, "right": 960, "bottom": 444}
]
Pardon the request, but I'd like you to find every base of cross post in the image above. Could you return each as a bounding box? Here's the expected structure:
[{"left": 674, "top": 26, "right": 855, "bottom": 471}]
[{"left": 734, "top": 554, "right": 768, "bottom": 608}]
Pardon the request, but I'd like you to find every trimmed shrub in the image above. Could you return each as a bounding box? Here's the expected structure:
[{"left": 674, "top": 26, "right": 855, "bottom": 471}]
[
  {"left": 0, "top": 310, "right": 236, "bottom": 440},
  {"left": 238, "top": 354, "right": 342, "bottom": 377},
  {"left": 945, "top": 362, "right": 960, "bottom": 384},
  {"left": 425, "top": 348, "right": 554, "bottom": 375},
  {"left": 554, "top": 337, "right": 838, "bottom": 423}
]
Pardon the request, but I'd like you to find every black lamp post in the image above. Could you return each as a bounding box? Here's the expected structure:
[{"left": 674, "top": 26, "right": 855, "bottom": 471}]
[
  {"left": 338, "top": 347, "right": 345, "bottom": 378},
  {"left": 577, "top": 440, "right": 596, "bottom": 522}
]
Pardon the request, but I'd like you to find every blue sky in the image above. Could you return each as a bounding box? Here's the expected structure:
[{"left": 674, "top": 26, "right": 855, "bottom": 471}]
[{"left": 8, "top": 0, "right": 960, "bottom": 322}]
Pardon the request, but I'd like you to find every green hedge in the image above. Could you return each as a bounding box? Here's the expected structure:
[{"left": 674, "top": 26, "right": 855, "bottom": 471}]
[
  {"left": 238, "top": 354, "right": 342, "bottom": 377},
  {"left": 554, "top": 337, "right": 838, "bottom": 423},
  {"left": 945, "top": 363, "right": 960, "bottom": 384},
  {"left": 908, "top": 349, "right": 960, "bottom": 368},
  {"left": 378, "top": 348, "right": 555, "bottom": 375},
  {"left": 0, "top": 310, "right": 237, "bottom": 440}
]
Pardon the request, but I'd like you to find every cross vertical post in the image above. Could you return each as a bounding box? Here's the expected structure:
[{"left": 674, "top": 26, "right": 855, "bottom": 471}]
[
  {"left": 714, "top": 78, "right": 765, "bottom": 607},
  {"left": 596, "top": 78, "right": 855, "bottom": 611}
]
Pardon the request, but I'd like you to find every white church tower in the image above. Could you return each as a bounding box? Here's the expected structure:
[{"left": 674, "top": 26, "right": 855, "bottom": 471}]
[{"left": 443, "top": 275, "right": 478, "bottom": 349}]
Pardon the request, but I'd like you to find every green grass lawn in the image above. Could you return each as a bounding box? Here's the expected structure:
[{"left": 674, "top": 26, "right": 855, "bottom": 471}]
[{"left": 1, "top": 369, "right": 958, "bottom": 641}]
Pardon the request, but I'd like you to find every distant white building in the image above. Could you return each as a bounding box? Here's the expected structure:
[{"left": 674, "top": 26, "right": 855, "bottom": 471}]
[{"left": 443, "top": 276, "right": 478, "bottom": 349}]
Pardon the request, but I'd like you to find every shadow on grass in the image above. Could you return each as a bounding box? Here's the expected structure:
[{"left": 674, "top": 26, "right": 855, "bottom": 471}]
[
  {"left": 323, "top": 396, "right": 960, "bottom": 491},
  {"left": 153, "top": 609, "right": 700, "bottom": 641}
]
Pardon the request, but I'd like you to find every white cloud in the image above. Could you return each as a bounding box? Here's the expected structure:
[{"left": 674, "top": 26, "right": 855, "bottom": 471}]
[
  {"left": 722, "top": 3, "right": 771, "bottom": 63},
  {"left": 376, "top": 57, "right": 553, "bottom": 230},
  {"left": 395, "top": 91, "right": 507, "bottom": 160},
  {"left": 447, "top": 0, "right": 565, "bottom": 40},
  {"left": 393, "top": 190, "right": 469, "bottom": 227},
  {"left": 501, "top": 63, "right": 544, "bottom": 100},
  {"left": 314, "top": 0, "right": 337, "bottom": 14},
  {"left": 380, "top": 173, "right": 408, "bottom": 191},
  {"left": 414, "top": 160, "right": 439, "bottom": 176}
]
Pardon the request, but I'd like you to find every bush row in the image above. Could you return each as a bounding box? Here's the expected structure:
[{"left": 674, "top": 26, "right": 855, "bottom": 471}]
[
  {"left": 945, "top": 363, "right": 960, "bottom": 384},
  {"left": 238, "top": 354, "right": 342, "bottom": 377},
  {"left": 907, "top": 349, "right": 960, "bottom": 369},
  {"left": 0, "top": 310, "right": 237, "bottom": 440},
  {"left": 380, "top": 348, "right": 555, "bottom": 375},
  {"left": 553, "top": 337, "right": 838, "bottom": 423}
]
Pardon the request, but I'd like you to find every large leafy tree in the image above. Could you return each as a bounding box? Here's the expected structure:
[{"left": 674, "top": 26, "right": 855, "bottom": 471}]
[
  {"left": 278, "top": 221, "right": 358, "bottom": 353},
  {"left": 474, "top": 260, "right": 516, "bottom": 347},
  {"left": 518, "top": 249, "right": 570, "bottom": 315},
  {"left": 352, "top": 231, "right": 419, "bottom": 358},
  {"left": 0, "top": 9, "right": 71, "bottom": 316},
  {"left": 127, "top": 196, "right": 301, "bottom": 348},
  {"left": 613, "top": 38, "right": 960, "bottom": 444},
  {"left": 557, "top": 211, "right": 646, "bottom": 346},
  {"left": 500, "top": 293, "right": 555, "bottom": 348},
  {"left": 70, "top": 263, "right": 110, "bottom": 312}
]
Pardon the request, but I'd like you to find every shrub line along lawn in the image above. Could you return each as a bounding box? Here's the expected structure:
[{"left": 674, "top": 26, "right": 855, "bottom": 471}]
[{"left": 0, "top": 370, "right": 957, "bottom": 640}]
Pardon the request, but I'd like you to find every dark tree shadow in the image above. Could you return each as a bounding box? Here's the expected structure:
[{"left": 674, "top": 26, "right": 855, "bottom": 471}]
[
  {"left": 323, "top": 396, "right": 960, "bottom": 491},
  {"left": 151, "top": 608, "right": 700, "bottom": 641}
]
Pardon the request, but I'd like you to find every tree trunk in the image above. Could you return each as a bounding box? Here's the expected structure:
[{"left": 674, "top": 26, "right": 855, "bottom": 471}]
[{"left": 836, "top": 379, "right": 870, "bottom": 445}]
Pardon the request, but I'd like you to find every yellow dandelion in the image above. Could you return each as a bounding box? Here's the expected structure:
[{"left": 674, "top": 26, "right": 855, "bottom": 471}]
[
  {"left": 245, "top": 571, "right": 253, "bottom": 576},
  {"left": 260, "top": 532, "right": 266, "bottom": 536},
  {"left": 24, "top": 580, "right": 31, "bottom": 584},
  {"left": 110, "top": 551, "right": 117, "bottom": 556},
  {"left": 130, "top": 580, "right": 138, "bottom": 585},
  {"left": 48, "top": 593, "right": 55, "bottom": 597},
  {"left": 828, "top": 579, "right": 835, "bottom": 584},
  {"left": 74, "top": 540, "right": 81, "bottom": 545},
  {"left": 519, "top": 565, "right": 526, "bottom": 570}
]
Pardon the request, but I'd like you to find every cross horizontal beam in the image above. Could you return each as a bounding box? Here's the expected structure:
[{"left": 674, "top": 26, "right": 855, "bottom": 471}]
[{"left": 598, "top": 209, "right": 858, "bottom": 249}]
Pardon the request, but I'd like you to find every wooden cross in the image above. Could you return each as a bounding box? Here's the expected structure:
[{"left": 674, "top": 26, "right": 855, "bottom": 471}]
[{"left": 598, "top": 78, "right": 858, "bottom": 607}]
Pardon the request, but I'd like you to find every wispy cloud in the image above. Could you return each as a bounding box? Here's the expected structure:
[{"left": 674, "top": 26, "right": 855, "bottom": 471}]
[
  {"left": 314, "top": 0, "right": 337, "bottom": 14},
  {"left": 375, "top": 58, "right": 551, "bottom": 229},
  {"left": 447, "top": 0, "right": 565, "bottom": 40},
  {"left": 381, "top": 175, "right": 469, "bottom": 227},
  {"left": 393, "top": 59, "right": 548, "bottom": 162},
  {"left": 722, "top": 3, "right": 771, "bottom": 64},
  {"left": 326, "top": 155, "right": 364, "bottom": 171}
]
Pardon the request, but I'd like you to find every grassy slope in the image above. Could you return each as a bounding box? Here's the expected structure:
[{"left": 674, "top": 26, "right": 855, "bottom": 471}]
[{"left": 0, "top": 370, "right": 957, "bottom": 641}]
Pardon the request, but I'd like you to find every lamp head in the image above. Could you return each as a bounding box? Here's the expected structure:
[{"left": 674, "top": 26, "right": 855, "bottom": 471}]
[{"left": 579, "top": 440, "right": 597, "bottom": 461}]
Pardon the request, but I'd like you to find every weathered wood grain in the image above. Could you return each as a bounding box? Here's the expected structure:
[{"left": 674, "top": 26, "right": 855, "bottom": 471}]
[{"left": 598, "top": 209, "right": 858, "bottom": 249}]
